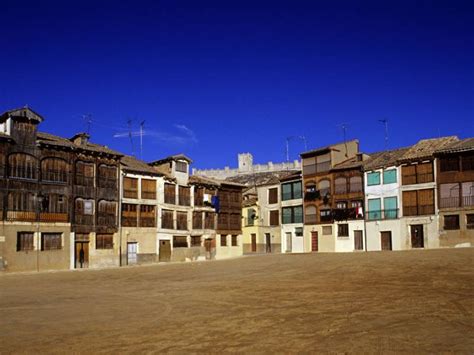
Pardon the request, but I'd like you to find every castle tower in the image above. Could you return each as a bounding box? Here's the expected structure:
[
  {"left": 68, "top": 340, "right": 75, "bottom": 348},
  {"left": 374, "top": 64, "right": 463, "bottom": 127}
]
[{"left": 238, "top": 153, "right": 253, "bottom": 172}]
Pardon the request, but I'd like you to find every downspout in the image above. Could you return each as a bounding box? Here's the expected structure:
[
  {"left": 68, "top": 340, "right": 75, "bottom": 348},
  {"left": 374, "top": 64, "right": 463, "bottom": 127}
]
[{"left": 118, "top": 169, "right": 124, "bottom": 266}]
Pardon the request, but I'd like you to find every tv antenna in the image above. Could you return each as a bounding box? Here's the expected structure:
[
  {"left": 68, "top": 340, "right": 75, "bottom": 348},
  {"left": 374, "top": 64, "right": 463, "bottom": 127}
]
[
  {"left": 83, "top": 114, "right": 92, "bottom": 135},
  {"left": 337, "top": 123, "right": 349, "bottom": 157},
  {"left": 379, "top": 119, "right": 389, "bottom": 150},
  {"left": 286, "top": 136, "right": 307, "bottom": 163},
  {"left": 139, "top": 120, "right": 145, "bottom": 159},
  {"left": 127, "top": 118, "right": 135, "bottom": 156}
]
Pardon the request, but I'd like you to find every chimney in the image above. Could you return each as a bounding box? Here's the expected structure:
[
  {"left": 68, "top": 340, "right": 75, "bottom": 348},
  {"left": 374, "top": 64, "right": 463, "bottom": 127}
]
[{"left": 71, "top": 132, "right": 90, "bottom": 146}]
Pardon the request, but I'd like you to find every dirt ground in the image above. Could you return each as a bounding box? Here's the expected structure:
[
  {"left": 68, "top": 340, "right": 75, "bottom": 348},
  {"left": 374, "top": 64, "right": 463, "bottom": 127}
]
[{"left": 0, "top": 249, "right": 473, "bottom": 353}]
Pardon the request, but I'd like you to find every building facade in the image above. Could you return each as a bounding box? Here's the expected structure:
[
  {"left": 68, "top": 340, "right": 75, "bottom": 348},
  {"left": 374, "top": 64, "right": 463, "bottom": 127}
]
[{"left": 280, "top": 172, "right": 304, "bottom": 253}]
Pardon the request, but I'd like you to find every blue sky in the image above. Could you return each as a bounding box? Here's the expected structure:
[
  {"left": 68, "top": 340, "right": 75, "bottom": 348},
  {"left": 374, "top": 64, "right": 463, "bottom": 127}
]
[{"left": 1, "top": 0, "right": 473, "bottom": 169}]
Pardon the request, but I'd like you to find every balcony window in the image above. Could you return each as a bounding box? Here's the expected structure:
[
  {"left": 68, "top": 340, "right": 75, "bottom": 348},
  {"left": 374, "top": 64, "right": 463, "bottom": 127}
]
[
  {"left": 305, "top": 205, "right": 317, "bottom": 224},
  {"left": 161, "top": 209, "right": 174, "bottom": 229},
  {"left": 139, "top": 205, "right": 156, "bottom": 227},
  {"left": 383, "top": 197, "right": 398, "bottom": 219},
  {"left": 440, "top": 157, "right": 460, "bottom": 172},
  {"left": 367, "top": 198, "right": 382, "bottom": 220},
  {"left": 402, "top": 162, "right": 434, "bottom": 185},
  {"left": 176, "top": 211, "right": 188, "bottom": 230},
  {"left": 178, "top": 186, "right": 191, "bottom": 206},
  {"left": 402, "top": 189, "right": 435, "bottom": 216},
  {"left": 193, "top": 211, "right": 203, "bottom": 229},
  {"left": 123, "top": 177, "right": 138, "bottom": 199},
  {"left": 367, "top": 172, "right": 381, "bottom": 186},
  {"left": 318, "top": 179, "right": 330, "bottom": 197},
  {"left": 141, "top": 179, "right": 156, "bottom": 199},
  {"left": 41, "top": 158, "right": 69, "bottom": 183},
  {"left": 98, "top": 200, "right": 116, "bottom": 226},
  {"left": 304, "top": 184, "right": 318, "bottom": 201},
  {"left": 75, "top": 161, "right": 94, "bottom": 186},
  {"left": 461, "top": 155, "right": 474, "bottom": 171},
  {"left": 8, "top": 153, "right": 37, "bottom": 180},
  {"left": 205, "top": 211, "right": 216, "bottom": 229},
  {"left": 334, "top": 177, "right": 347, "bottom": 194},
  {"left": 194, "top": 187, "right": 204, "bottom": 206},
  {"left": 440, "top": 183, "right": 460, "bottom": 208},
  {"left": 462, "top": 182, "right": 474, "bottom": 207},
  {"left": 98, "top": 165, "right": 117, "bottom": 189},
  {"left": 383, "top": 169, "right": 397, "bottom": 184},
  {"left": 320, "top": 209, "right": 332, "bottom": 223},
  {"left": 121, "top": 203, "right": 138, "bottom": 227},
  {"left": 164, "top": 183, "right": 176, "bottom": 204},
  {"left": 282, "top": 206, "right": 303, "bottom": 224},
  {"left": 282, "top": 181, "right": 302, "bottom": 201},
  {"left": 349, "top": 176, "right": 363, "bottom": 192}
]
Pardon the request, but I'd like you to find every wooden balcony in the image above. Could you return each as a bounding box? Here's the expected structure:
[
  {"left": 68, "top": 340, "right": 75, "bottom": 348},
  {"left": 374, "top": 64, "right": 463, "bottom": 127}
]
[
  {"left": 6, "top": 211, "right": 36, "bottom": 222},
  {"left": 39, "top": 212, "right": 68, "bottom": 222}
]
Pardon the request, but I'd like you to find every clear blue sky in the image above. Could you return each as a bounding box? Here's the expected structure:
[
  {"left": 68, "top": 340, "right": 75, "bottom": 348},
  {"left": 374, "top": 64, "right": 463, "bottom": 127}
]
[{"left": 1, "top": 0, "right": 473, "bottom": 169}]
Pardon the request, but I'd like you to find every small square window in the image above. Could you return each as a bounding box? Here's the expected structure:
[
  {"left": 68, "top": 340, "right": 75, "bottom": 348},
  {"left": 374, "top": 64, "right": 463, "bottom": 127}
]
[
  {"left": 444, "top": 215, "right": 460, "bottom": 230},
  {"left": 220, "top": 235, "right": 227, "bottom": 247},
  {"left": 322, "top": 226, "right": 332, "bottom": 235},
  {"left": 466, "top": 214, "right": 474, "bottom": 229},
  {"left": 383, "top": 169, "right": 397, "bottom": 184},
  {"left": 338, "top": 224, "right": 349, "bottom": 237},
  {"left": 231, "top": 235, "right": 238, "bottom": 246},
  {"left": 191, "top": 236, "right": 201, "bottom": 247},
  {"left": 17, "top": 232, "right": 34, "bottom": 251},
  {"left": 367, "top": 172, "right": 381, "bottom": 186}
]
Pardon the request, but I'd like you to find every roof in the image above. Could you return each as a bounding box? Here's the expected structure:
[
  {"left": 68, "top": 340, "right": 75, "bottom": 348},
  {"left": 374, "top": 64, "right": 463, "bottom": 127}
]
[
  {"left": 150, "top": 154, "right": 193, "bottom": 165},
  {"left": 279, "top": 170, "right": 302, "bottom": 182},
  {"left": 332, "top": 154, "right": 370, "bottom": 171},
  {"left": 37, "top": 132, "right": 123, "bottom": 157},
  {"left": 0, "top": 106, "right": 44, "bottom": 123},
  {"left": 300, "top": 139, "right": 359, "bottom": 158},
  {"left": 243, "top": 197, "right": 258, "bottom": 207},
  {"left": 189, "top": 175, "right": 221, "bottom": 187},
  {"left": 435, "top": 138, "right": 474, "bottom": 154},
  {"left": 362, "top": 148, "right": 410, "bottom": 171},
  {"left": 121, "top": 155, "right": 163, "bottom": 176},
  {"left": 397, "top": 136, "right": 459, "bottom": 163},
  {"left": 226, "top": 170, "right": 294, "bottom": 187}
]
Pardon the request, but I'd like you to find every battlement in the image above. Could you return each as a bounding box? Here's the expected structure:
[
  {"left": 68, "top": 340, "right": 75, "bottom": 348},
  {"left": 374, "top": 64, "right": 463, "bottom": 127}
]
[{"left": 192, "top": 153, "right": 301, "bottom": 179}]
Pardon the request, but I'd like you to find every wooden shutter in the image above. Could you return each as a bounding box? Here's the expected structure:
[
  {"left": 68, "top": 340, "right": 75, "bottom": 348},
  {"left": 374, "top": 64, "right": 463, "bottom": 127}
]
[
  {"left": 402, "top": 190, "right": 417, "bottom": 216},
  {"left": 268, "top": 188, "right": 278, "bottom": 204},
  {"left": 269, "top": 210, "right": 279, "bottom": 226},
  {"left": 402, "top": 165, "right": 416, "bottom": 185},
  {"left": 416, "top": 162, "right": 434, "bottom": 183}
]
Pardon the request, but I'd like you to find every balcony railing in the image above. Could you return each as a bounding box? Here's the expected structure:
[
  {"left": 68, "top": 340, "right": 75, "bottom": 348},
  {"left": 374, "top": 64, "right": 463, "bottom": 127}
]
[
  {"left": 139, "top": 217, "right": 156, "bottom": 228},
  {"left": 122, "top": 216, "right": 138, "bottom": 227},
  {"left": 141, "top": 191, "right": 156, "bottom": 200},
  {"left": 463, "top": 195, "right": 474, "bottom": 207},
  {"left": 403, "top": 205, "right": 435, "bottom": 217},
  {"left": 366, "top": 209, "right": 398, "bottom": 221},
  {"left": 6, "top": 211, "right": 36, "bottom": 222},
  {"left": 75, "top": 214, "right": 94, "bottom": 225},
  {"left": 39, "top": 212, "right": 68, "bottom": 222},
  {"left": 123, "top": 189, "right": 138, "bottom": 199},
  {"left": 98, "top": 215, "right": 116, "bottom": 226}
]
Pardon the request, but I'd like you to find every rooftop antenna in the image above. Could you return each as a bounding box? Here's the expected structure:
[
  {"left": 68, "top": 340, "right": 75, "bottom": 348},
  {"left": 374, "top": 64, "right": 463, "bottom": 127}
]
[
  {"left": 286, "top": 136, "right": 308, "bottom": 163},
  {"left": 127, "top": 118, "right": 135, "bottom": 157},
  {"left": 379, "top": 119, "right": 389, "bottom": 150},
  {"left": 337, "top": 123, "right": 349, "bottom": 157},
  {"left": 139, "top": 120, "right": 145, "bottom": 159},
  {"left": 83, "top": 114, "right": 92, "bottom": 135}
]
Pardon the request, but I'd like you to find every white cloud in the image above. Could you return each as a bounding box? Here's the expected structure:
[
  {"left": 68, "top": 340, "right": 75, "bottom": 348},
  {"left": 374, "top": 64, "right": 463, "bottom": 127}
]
[{"left": 113, "top": 124, "right": 198, "bottom": 146}]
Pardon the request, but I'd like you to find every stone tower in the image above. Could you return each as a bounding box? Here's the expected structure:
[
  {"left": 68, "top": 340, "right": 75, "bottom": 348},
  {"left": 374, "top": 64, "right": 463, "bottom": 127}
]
[{"left": 238, "top": 153, "right": 253, "bottom": 172}]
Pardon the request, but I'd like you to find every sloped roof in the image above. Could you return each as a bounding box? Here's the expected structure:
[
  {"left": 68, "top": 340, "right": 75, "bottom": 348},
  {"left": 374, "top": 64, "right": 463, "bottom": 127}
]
[
  {"left": 332, "top": 154, "right": 370, "bottom": 171},
  {"left": 226, "top": 170, "right": 294, "bottom": 187},
  {"left": 121, "top": 155, "right": 163, "bottom": 176},
  {"left": 150, "top": 154, "right": 193, "bottom": 165},
  {"left": 362, "top": 148, "right": 410, "bottom": 171},
  {"left": 243, "top": 197, "right": 258, "bottom": 207},
  {"left": 435, "top": 138, "right": 474, "bottom": 154},
  {"left": 397, "top": 136, "right": 458, "bottom": 162},
  {"left": 189, "top": 175, "right": 221, "bottom": 187},
  {"left": 0, "top": 107, "right": 44, "bottom": 123},
  {"left": 279, "top": 170, "right": 302, "bottom": 182},
  {"left": 300, "top": 139, "right": 359, "bottom": 158},
  {"left": 37, "top": 132, "right": 123, "bottom": 157}
]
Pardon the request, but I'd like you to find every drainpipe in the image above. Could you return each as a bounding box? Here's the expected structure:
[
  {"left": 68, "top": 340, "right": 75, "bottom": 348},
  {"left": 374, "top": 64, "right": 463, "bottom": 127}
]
[{"left": 118, "top": 170, "right": 124, "bottom": 266}]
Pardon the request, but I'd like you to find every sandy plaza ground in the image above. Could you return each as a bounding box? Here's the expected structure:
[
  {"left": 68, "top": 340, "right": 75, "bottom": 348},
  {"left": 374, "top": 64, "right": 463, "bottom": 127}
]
[{"left": 0, "top": 248, "right": 472, "bottom": 353}]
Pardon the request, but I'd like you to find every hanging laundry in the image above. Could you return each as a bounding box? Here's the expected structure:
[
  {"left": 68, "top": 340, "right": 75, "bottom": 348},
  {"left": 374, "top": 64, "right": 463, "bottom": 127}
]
[{"left": 211, "top": 195, "right": 220, "bottom": 213}]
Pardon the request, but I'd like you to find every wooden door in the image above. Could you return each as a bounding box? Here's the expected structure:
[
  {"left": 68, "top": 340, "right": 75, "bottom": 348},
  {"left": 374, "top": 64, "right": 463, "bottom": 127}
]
[
  {"left": 75, "top": 242, "right": 89, "bottom": 268},
  {"left": 354, "top": 230, "right": 363, "bottom": 250},
  {"left": 311, "top": 231, "right": 318, "bottom": 252},
  {"left": 251, "top": 233, "right": 257, "bottom": 252},
  {"left": 380, "top": 231, "right": 392, "bottom": 250},
  {"left": 411, "top": 224, "right": 424, "bottom": 248},
  {"left": 159, "top": 240, "right": 171, "bottom": 262},
  {"left": 265, "top": 233, "right": 271, "bottom": 253},
  {"left": 127, "top": 242, "right": 138, "bottom": 265}
]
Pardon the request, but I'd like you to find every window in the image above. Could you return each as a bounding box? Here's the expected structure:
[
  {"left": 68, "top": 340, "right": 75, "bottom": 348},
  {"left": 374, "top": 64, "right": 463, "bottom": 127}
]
[
  {"left": 75, "top": 199, "right": 94, "bottom": 225},
  {"left": 83, "top": 200, "right": 94, "bottom": 215},
  {"left": 302, "top": 157, "right": 316, "bottom": 175},
  {"left": 8, "top": 153, "right": 37, "bottom": 180},
  {"left": 231, "top": 235, "right": 238, "bottom": 246},
  {"left": 176, "top": 211, "right": 188, "bottom": 230},
  {"left": 173, "top": 236, "right": 188, "bottom": 248},
  {"left": 349, "top": 176, "right": 362, "bottom": 192},
  {"left": 295, "top": 227, "right": 303, "bottom": 236},
  {"left": 444, "top": 215, "right": 460, "bottom": 230},
  {"left": 466, "top": 214, "right": 474, "bottom": 229},
  {"left": 440, "top": 183, "right": 460, "bottom": 208},
  {"left": 383, "top": 197, "right": 398, "bottom": 219},
  {"left": 98, "top": 165, "right": 117, "bottom": 188},
  {"left": 75, "top": 161, "right": 94, "bottom": 186},
  {"left": 164, "top": 183, "right": 176, "bottom": 204},
  {"left": 383, "top": 169, "right": 397, "bottom": 184},
  {"left": 247, "top": 208, "right": 256, "bottom": 226},
  {"left": 440, "top": 157, "right": 459, "bottom": 172},
  {"left": 230, "top": 213, "right": 241, "bottom": 230},
  {"left": 175, "top": 161, "right": 187, "bottom": 173},
  {"left": 194, "top": 187, "right": 204, "bottom": 206},
  {"left": 402, "top": 189, "right": 435, "bottom": 216},
  {"left": 322, "top": 226, "right": 332, "bottom": 235},
  {"left": 334, "top": 177, "right": 347, "bottom": 194},
  {"left": 220, "top": 235, "right": 227, "bottom": 247},
  {"left": 336, "top": 201, "right": 347, "bottom": 209},
  {"left": 462, "top": 154, "right": 474, "bottom": 171},
  {"left": 282, "top": 206, "right": 303, "bottom": 224},
  {"left": 178, "top": 186, "right": 191, "bottom": 206},
  {"left": 268, "top": 188, "right": 278, "bottom": 204},
  {"left": 98, "top": 200, "right": 117, "bottom": 226},
  {"left": 41, "top": 158, "right": 69, "bottom": 183},
  {"left": 122, "top": 203, "right": 138, "bottom": 227},
  {"left": 141, "top": 179, "right": 156, "bottom": 199},
  {"left": 320, "top": 209, "right": 332, "bottom": 222},
  {"left": 402, "top": 162, "right": 434, "bottom": 185},
  {"left": 338, "top": 224, "right": 349, "bottom": 237},
  {"left": 318, "top": 180, "right": 330, "bottom": 197},
  {"left": 139, "top": 205, "right": 156, "bottom": 227},
  {"left": 305, "top": 205, "right": 317, "bottom": 224},
  {"left": 304, "top": 184, "right": 318, "bottom": 201},
  {"left": 282, "top": 181, "right": 302, "bottom": 200},
  {"left": 462, "top": 182, "right": 474, "bottom": 206},
  {"left": 17, "top": 232, "right": 34, "bottom": 251},
  {"left": 316, "top": 154, "right": 331, "bottom": 172},
  {"left": 367, "top": 198, "right": 381, "bottom": 220},
  {"left": 193, "top": 211, "right": 203, "bottom": 229},
  {"left": 96, "top": 234, "right": 113, "bottom": 249},
  {"left": 161, "top": 209, "right": 174, "bottom": 229},
  {"left": 123, "top": 177, "right": 138, "bottom": 199},
  {"left": 204, "top": 212, "right": 215, "bottom": 229},
  {"left": 41, "top": 194, "right": 68, "bottom": 214},
  {"left": 367, "top": 172, "right": 381, "bottom": 186},
  {"left": 191, "top": 236, "right": 201, "bottom": 247},
  {"left": 41, "top": 233, "right": 62, "bottom": 250},
  {"left": 269, "top": 210, "right": 279, "bottom": 226},
  {"left": 8, "top": 191, "right": 36, "bottom": 212}
]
